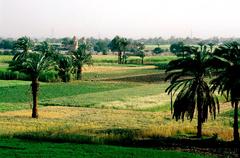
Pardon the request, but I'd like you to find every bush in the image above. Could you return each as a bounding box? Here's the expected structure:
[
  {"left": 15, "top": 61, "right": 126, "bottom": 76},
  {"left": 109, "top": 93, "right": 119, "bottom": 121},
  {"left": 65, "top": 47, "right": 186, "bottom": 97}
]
[
  {"left": 153, "top": 47, "right": 164, "bottom": 54},
  {"left": 0, "top": 70, "right": 29, "bottom": 80},
  {"left": 0, "top": 50, "right": 14, "bottom": 55},
  {"left": 39, "top": 71, "right": 60, "bottom": 82},
  {"left": 0, "top": 70, "right": 59, "bottom": 82}
]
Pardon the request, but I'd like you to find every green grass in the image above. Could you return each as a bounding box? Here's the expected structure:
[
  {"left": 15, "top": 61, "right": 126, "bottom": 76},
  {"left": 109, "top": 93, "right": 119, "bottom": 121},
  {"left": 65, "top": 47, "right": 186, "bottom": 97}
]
[
  {"left": 91, "top": 55, "right": 176, "bottom": 65},
  {"left": 221, "top": 109, "right": 240, "bottom": 117},
  {"left": 141, "top": 103, "right": 170, "bottom": 112},
  {"left": 0, "top": 80, "right": 138, "bottom": 111},
  {"left": 83, "top": 68, "right": 161, "bottom": 80},
  {"left": 41, "top": 83, "right": 169, "bottom": 108},
  {"left": 0, "top": 55, "right": 12, "bottom": 63},
  {"left": 220, "top": 109, "right": 240, "bottom": 126},
  {"left": 0, "top": 138, "right": 212, "bottom": 158}
]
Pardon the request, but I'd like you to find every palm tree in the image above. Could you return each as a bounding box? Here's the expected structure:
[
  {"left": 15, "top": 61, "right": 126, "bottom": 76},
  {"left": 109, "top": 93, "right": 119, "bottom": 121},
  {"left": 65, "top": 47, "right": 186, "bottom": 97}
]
[
  {"left": 210, "top": 42, "right": 240, "bottom": 144},
  {"left": 208, "top": 43, "right": 215, "bottom": 53},
  {"left": 165, "top": 45, "right": 219, "bottom": 138},
  {"left": 13, "top": 36, "right": 34, "bottom": 60},
  {"left": 56, "top": 54, "right": 73, "bottom": 82},
  {"left": 72, "top": 43, "right": 92, "bottom": 80},
  {"left": 10, "top": 40, "right": 55, "bottom": 118}
]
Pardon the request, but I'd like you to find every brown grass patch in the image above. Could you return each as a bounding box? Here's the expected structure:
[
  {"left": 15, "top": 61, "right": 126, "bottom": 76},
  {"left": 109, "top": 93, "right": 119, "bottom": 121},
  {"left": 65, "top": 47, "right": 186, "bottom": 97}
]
[
  {"left": 82, "top": 65, "right": 156, "bottom": 73},
  {"left": 0, "top": 106, "right": 236, "bottom": 141}
]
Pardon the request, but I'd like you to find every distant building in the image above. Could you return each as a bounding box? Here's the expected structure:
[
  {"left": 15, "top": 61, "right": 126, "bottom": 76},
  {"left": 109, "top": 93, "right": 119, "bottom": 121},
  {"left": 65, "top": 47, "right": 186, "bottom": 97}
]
[{"left": 73, "top": 36, "right": 78, "bottom": 51}]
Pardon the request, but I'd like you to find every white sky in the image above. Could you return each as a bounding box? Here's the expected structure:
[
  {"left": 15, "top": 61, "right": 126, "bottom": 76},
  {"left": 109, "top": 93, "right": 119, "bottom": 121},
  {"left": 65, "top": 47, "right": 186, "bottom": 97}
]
[{"left": 0, "top": 0, "right": 240, "bottom": 39}]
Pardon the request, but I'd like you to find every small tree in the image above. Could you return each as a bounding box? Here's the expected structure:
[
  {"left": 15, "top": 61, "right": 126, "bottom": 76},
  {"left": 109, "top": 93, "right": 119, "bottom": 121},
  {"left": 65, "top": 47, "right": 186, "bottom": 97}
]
[
  {"left": 170, "top": 42, "right": 184, "bottom": 57},
  {"left": 109, "top": 36, "right": 129, "bottom": 64},
  {"left": 136, "top": 42, "right": 145, "bottom": 64},
  {"left": 153, "top": 47, "right": 164, "bottom": 54},
  {"left": 56, "top": 54, "right": 73, "bottom": 82},
  {"left": 94, "top": 40, "right": 109, "bottom": 55},
  {"left": 72, "top": 43, "right": 92, "bottom": 80},
  {"left": 61, "top": 37, "right": 73, "bottom": 50}
]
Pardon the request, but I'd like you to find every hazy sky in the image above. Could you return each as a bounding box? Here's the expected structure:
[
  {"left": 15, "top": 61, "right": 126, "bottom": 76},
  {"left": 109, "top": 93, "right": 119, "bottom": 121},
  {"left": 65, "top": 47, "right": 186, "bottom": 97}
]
[{"left": 0, "top": 0, "right": 240, "bottom": 39}]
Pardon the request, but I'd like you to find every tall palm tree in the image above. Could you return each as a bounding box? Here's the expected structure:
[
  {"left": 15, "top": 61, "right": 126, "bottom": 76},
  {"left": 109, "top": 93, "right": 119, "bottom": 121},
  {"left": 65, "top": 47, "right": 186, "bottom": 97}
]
[
  {"left": 13, "top": 36, "right": 34, "bottom": 60},
  {"left": 72, "top": 43, "right": 92, "bottom": 80},
  {"left": 210, "top": 42, "right": 240, "bottom": 143},
  {"left": 165, "top": 45, "right": 219, "bottom": 138},
  {"left": 10, "top": 41, "right": 55, "bottom": 118}
]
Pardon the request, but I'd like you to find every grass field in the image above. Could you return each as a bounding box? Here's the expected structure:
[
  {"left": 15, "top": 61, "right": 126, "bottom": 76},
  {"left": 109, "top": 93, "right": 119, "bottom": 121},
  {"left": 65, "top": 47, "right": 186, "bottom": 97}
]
[
  {"left": 0, "top": 78, "right": 236, "bottom": 142},
  {"left": 144, "top": 45, "right": 170, "bottom": 51},
  {"left": 0, "top": 138, "right": 212, "bottom": 158},
  {"left": 0, "top": 55, "right": 238, "bottom": 157}
]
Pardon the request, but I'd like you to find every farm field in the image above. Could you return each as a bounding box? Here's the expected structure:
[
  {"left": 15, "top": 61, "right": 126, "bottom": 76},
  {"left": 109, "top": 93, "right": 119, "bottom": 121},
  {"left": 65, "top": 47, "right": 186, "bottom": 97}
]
[{"left": 0, "top": 55, "right": 238, "bottom": 158}]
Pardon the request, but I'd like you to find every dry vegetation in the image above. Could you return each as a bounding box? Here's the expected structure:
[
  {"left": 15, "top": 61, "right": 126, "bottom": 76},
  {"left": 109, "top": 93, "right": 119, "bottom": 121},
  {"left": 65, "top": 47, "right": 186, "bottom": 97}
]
[{"left": 0, "top": 103, "right": 234, "bottom": 142}]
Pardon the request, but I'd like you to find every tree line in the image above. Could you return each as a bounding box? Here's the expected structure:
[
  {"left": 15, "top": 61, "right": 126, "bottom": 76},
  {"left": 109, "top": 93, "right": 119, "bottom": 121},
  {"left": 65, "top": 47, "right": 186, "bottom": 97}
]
[{"left": 2, "top": 36, "right": 240, "bottom": 55}]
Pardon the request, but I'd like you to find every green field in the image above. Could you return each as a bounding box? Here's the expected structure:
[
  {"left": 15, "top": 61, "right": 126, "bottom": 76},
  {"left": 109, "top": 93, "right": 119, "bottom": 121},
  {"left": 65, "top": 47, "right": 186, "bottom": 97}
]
[{"left": 0, "top": 139, "right": 212, "bottom": 158}]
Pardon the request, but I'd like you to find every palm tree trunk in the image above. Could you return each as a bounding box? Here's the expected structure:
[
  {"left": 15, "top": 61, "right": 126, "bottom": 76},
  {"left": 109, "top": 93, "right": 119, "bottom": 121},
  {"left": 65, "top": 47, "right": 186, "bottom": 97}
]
[
  {"left": 197, "top": 89, "right": 203, "bottom": 138},
  {"left": 124, "top": 52, "right": 127, "bottom": 64},
  {"left": 233, "top": 101, "right": 239, "bottom": 144},
  {"left": 31, "top": 78, "right": 39, "bottom": 118},
  {"left": 197, "top": 107, "right": 202, "bottom": 138},
  {"left": 76, "top": 66, "right": 82, "bottom": 80},
  {"left": 170, "top": 91, "right": 173, "bottom": 114},
  {"left": 118, "top": 51, "right": 122, "bottom": 64},
  {"left": 141, "top": 57, "right": 144, "bottom": 65}
]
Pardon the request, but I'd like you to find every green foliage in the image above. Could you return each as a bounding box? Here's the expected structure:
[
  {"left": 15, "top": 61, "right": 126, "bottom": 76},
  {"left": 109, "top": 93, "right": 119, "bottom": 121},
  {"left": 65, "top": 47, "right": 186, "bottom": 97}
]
[
  {"left": 0, "top": 70, "right": 29, "bottom": 80},
  {"left": 109, "top": 36, "right": 130, "bottom": 64},
  {"left": 108, "top": 36, "right": 129, "bottom": 53},
  {"left": 153, "top": 47, "right": 164, "bottom": 54},
  {"left": 55, "top": 55, "right": 73, "bottom": 82},
  {"left": 0, "top": 70, "right": 58, "bottom": 82},
  {"left": 34, "top": 41, "right": 56, "bottom": 57},
  {"left": 170, "top": 42, "right": 184, "bottom": 56},
  {"left": 10, "top": 52, "right": 55, "bottom": 80},
  {"left": 72, "top": 42, "right": 92, "bottom": 80},
  {"left": 0, "top": 39, "right": 15, "bottom": 49},
  {"left": 61, "top": 37, "right": 74, "bottom": 50},
  {"left": 0, "top": 80, "right": 135, "bottom": 105},
  {"left": 94, "top": 40, "right": 109, "bottom": 55},
  {"left": 13, "top": 36, "right": 34, "bottom": 60}
]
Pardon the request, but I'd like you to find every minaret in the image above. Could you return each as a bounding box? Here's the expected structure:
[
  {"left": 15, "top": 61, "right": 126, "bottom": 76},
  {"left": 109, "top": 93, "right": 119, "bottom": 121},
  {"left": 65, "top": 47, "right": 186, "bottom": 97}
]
[{"left": 73, "top": 36, "right": 78, "bottom": 51}]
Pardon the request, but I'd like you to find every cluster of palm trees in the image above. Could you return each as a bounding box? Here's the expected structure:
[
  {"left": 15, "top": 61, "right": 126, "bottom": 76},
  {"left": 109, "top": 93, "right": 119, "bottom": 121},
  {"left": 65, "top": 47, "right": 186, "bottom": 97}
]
[
  {"left": 10, "top": 36, "right": 92, "bottom": 118},
  {"left": 166, "top": 42, "right": 240, "bottom": 144}
]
